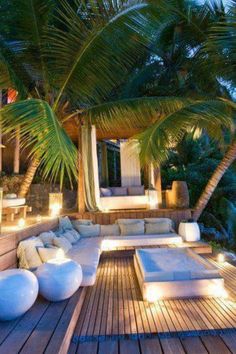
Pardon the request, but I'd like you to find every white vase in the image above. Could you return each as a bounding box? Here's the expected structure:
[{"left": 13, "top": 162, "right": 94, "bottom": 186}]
[
  {"left": 178, "top": 222, "right": 200, "bottom": 242},
  {"left": 36, "top": 259, "right": 82, "bottom": 301},
  {"left": 0, "top": 269, "right": 38, "bottom": 321}
]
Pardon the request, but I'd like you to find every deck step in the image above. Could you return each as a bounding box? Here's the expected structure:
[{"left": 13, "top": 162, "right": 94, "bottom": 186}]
[{"left": 0, "top": 287, "right": 87, "bottom": 354}]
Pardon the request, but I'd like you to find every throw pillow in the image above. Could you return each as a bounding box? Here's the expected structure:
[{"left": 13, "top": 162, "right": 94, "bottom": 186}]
[
  {"left": 59, "top": 216, "right": 74, "bottom": 231},
  {"left": 100, "top": 224, "right": 120, "bottom": 237},
  {"left": 72, "top": 219, "right": 93, "bottom": 232},
  {"left": 38, "top": 247, "right": 65, "bottom": 262},
  {"left": 76, "top": 224, "right": 100, "bottom": 237},
  {"left": 62, "top": 230, "right": 80, "bottom": 244},
  {"left": 100, "top": 187, "right": 112, "bottom": 197},
  {"left": 39, "top": 231, "right": 55, "bottom": 245},
  {"left": 127, "top": 186, "right": 144, "bottom": 196},
  {"left": 17, "top": 237, "right": 44, "bottom": 269},
  {"left": 111, "top": 187, "right": 127, "bottom": 196},
  {"left": 120, "top": 222, "right": 144, "bottom": 236},
  {"left": 53, "top": 236, "right": 72, "bottom": 253}
]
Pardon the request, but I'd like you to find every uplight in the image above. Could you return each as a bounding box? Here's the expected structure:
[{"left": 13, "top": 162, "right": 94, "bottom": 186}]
[
  {"left": 217, "top": 253, "right": 225, "bottom": 263},
  {"left": 18, "top": 218, "right": 25, "bottom": 228},
  {"left": 49, "top": 192, "right": 63, "bottom": 217},
  {"left": 146, "top": 286, "right": 161, "bottom": 303},
  {"left": 50, "top": 203, "right": 61, "bottom": 217}
]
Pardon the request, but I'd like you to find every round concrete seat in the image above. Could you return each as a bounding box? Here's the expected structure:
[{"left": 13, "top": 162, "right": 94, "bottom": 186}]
[
  {"left": 36, "top": 259, "right": 82, "bottom": 301},
  {"left": 0, "top": 269, "right": 38, "bottom": 321}
]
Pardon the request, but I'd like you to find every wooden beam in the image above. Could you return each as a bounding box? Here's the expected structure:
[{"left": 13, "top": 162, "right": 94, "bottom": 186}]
[
  {"left": 154, "top": 166, "right": 163, "bottom": 207},
  {"left": 13, "top": 126, "right": 20, "bottom": 174},
  {"left": 101, "top": 142, "right": 109, "bottom": 187},
  {"left": 77, "top": 120, "right": 86, "bottom": 213}
]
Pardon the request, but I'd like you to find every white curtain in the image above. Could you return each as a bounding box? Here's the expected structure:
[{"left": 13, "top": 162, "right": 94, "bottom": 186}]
[{"left": 120, "top": 140, "right": 141, "bottom": 186}]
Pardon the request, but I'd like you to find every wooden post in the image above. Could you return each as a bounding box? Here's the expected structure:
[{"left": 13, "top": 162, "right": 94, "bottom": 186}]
[
  {"left": 13, "top": 126, "right": 20, "bottom": 174},
  {"left": 77, "top": 120, "right": 86, "bottom": 213},
  {"left": 154, "top": 165, "right": 163, "bottom": 207},
  {"left": 101, "top": 141, "right": 109, "bottom": 186}
]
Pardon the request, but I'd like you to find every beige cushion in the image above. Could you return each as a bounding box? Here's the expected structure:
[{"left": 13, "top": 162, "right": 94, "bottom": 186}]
[
  {"left": 127, "top": 186, "right": 144, "bottom": 196},
  {"left": 120, "top": 222, "right": 144, "bottom": 236},
  {"left": 145, "top": 221, "right": 172, "bottom": 234},
  {"left": 100, "top": 224, "right": 120, "bottom": 237},
  {"left": 116, "top": 218, "right": 144, "bottom": 225},
  {"left": 39, "top": 231, "right": 55, "bottom": 246},
  {"left": 17, "top": 237, "right": 43, "bottom": 269},
  {"left": 111, "top": 187, "right": 127, "bottom": 196},
  {"left": 38, "top": 247, "right": 64, "bottom": 262},
  {"left": 53, "top": 236, "right": 72, "bottom": 253},
  {"left": 77, "top": 224, "right": 100, "bottom": 238}
]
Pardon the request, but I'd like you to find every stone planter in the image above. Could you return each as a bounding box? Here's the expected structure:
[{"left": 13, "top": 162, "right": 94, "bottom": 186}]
[{"left": 178, "top": 221, "right": 200, "bottom": 242}]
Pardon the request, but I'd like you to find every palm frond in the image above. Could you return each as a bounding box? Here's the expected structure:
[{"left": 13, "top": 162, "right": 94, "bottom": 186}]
[
  {"left": 136, "top": 98, "right": 234, "bottom": 164},
  {"left": 0, "top": 99, "right": 77, "bottom": 187},
  {"left": 47, "top": 0, "right": 157, "bottom": 110}
]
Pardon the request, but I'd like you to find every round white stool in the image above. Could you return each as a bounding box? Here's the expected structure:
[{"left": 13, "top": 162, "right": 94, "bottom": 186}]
[
  {"left": 178, "top": 221, "right": 200, "bottom": 242},
  {"left": 0, "top": 269, "right": 38, "bottom": 321},
  {"left": 36, "top": 259, "right": 82, "bottom": 301}
]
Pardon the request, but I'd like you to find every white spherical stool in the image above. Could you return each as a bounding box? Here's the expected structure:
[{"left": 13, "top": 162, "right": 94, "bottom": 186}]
[
  {"left": 36, "top": 259, "right": 82, "bottom": 302},
  {"left": 0, "top": 269, "right": 38, "bottom": 321}
]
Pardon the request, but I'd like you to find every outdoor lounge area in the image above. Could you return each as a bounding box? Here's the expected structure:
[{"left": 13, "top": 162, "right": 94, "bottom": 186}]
[{"left": 0, "top": 0, "right": 236, "bottom": 353}]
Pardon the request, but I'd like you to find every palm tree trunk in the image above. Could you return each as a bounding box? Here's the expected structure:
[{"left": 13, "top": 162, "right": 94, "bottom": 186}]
[
  {"left": 18, "top": 158, "right": 40, "bottom": 198},
  {"left": 193, "top": 141, "right": 236, "bottom": 221}
]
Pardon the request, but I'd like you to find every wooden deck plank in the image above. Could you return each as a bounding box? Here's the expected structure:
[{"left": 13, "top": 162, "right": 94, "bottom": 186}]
[
  {"left": 160, "top": 338, "right": 185, "bottom": 354},
  {"left": 201, "top": 335, "right": 232, "bottom": 354},
  {"left": 181, "top": 337, "right": 208, "bottom": 354},
  {"left": 98, "top": 340, "right": 119, "bottom": 354},
  {"left": 221, "top": 332, "right": 236, "bottom": 353},
  {"left": 139, "top": 338, "right": 163, "bottom": 354},
  {"left": 120, "top": 339, "right": 140, "bottom": 354},
  {"left": 77, "top": 342, "right": 98, "bottom": 354}
]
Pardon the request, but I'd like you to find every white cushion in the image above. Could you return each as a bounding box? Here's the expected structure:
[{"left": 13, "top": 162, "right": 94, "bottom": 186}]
[
  {"left": 72, "top": 219, "right": 93, "bottom": 233},
  {"left": 145, "top": 218, "right": 174, "bottom": 232},
  {"left": 38, "top": 247, "right": 64, "bottom": 262},
  {"left": 59, "top": 216, "right": 74, "bottom": 231},
  {"left": 53, "top": 236, "right": 72, "bottom": 253},
  {"left": 76, "top": 224, "right": 100, "bottom": 238},
  {"left": 39, "top": 231, "right": 55, "bottom": 246},
  {"left": 17, "top": 237, "right": 43, "bottom": 269},
  {"left": 145, "top": 222, "right": 172, "bottom": 235},
  {"left": 111, "top": 187, "right": 127, "bottom": 196},
  {"left": 62, "top": 230, "right": 78, "bottom": 244},
  {"left": 100, "top": 224, "right": 120, "bottom": 237},
  {"left": 120, "top": 222, "right": 144, "bottom": 236}
]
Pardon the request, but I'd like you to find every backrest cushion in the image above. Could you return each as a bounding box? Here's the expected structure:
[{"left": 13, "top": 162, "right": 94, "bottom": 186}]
[
  {"left": 38, "top": 247, "right": 64, "bottom": 262},
  {"left": 100, "top": 224, "right": 120, "bottom": 237},
  {"left": 127, "top": 186, "right": 144, "bottom": 196},
  {"left": 116, "top": 218, "right": 144, "bottom": 225},
  {"left": 17, "top": 237, "right": 44, "bottom": 269},
  {"left": 53, "top": 236, "right": 72, "bottom": 253},
  {"left": 120, "top": 221, "right": 145, "bottom": 236},
  {"left": 111, "top": 187, "right": 127, "bottom": 196},
  {"left": 144, "top": 218, "right": 174, "bottom": 232},
  {"left": 76, "top": 224, "right": 100, "bottom": 238},
  {"left": 72, "top": 219, "right": 93, "bottom": 232},
  {"left": 100, "top": 188, "right": 112, "bottom": 197},
  {"left": 39, "top": 231, "right": 55, "bottom": 246}
]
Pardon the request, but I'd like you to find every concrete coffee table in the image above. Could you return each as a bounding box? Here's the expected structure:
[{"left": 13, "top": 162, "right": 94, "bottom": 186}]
[{"left": 134, "top": 248, "right": 225, "bottom": 302}]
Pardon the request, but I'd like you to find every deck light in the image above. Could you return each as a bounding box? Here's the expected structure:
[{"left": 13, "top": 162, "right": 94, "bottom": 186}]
[
  {"left": 18, "top": 218, "right": 25, "bottom": 228},
  {"left": 217, "top": 253, "right": 225, "bottom": 263},
  {"left": 49, "top": 192, "right": 63, "bottom": 217}
]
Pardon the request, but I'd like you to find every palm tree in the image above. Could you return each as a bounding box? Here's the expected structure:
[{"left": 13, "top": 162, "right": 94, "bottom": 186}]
[{"left": 0, "top": 0, "right": 234, "bottom": 203}]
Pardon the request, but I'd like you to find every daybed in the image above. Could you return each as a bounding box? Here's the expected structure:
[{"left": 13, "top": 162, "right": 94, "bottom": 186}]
[
  {"left": 100, "top": 186, "right": 150, "bottom": 210},
  {"left": 17, "top": 217, "right": 182, "bottom": 287}
]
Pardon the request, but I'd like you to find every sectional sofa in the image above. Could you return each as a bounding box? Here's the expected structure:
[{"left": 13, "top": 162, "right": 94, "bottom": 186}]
[{"left": 17, "top": 217, "right": 183, "bottom": 287}]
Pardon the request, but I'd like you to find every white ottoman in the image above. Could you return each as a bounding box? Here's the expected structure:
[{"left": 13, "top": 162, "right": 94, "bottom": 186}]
[
  {"left": 36, "top": 259, "right": 82, "bottom": 302},
  {"left": 178, "top": 221, "right": 200, "bottom": 242},
  {"left": 0, "top": 269, "right": 38, "bottom": 321}
]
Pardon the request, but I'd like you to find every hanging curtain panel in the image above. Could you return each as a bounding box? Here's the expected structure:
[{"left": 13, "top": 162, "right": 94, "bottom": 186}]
[
  {"left": 120, "top": 140, "right": 141, "bottom": 187},
  {"left": 81, "top": 125, "right": 101, "bottom": 211}
]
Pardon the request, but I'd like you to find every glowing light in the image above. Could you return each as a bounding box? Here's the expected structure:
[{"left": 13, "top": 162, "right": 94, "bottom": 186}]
[
  {"left": 56, "top": 248, "right": 65, "bottom": 260},
  {"left": 101, "top": 239, "right": 117, "bottom": 251},
  {"left": 36, "top": 214, "right": 42, "bottom": 223},
  {"left": 146, "top": 286, "right": 161, "bottom": 302},
  {"left": 208, "top": 282, "right": 228, "bottom": 298},
  {"left": 103, "top": 208, "right": 109, "bottom": 213},
  {"left": 217, "top": 253, "right": 225, "bottom": 263},
  {"left": 18, "top": 218, "right": 25, "bottom": 228},
  {"left": 148, "top": 189, "right": 158, "bottom": 210},
  {"left": 49, "top": 193, "right": 63, "bottom": 217}
]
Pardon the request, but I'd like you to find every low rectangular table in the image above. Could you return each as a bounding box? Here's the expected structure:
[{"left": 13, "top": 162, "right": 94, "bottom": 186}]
[{"left": 134, "top": 248, "right": 224, "bottom": 301}]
